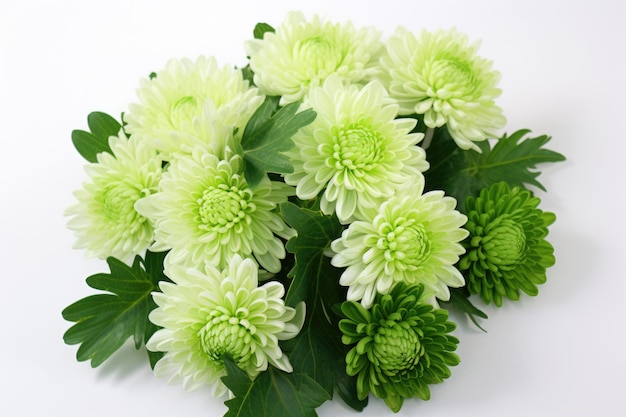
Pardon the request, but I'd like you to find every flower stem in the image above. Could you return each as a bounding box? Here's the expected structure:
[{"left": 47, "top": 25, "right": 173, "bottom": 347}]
[{"left": 422, "top": 127, "right": 435, "bottom": 150}]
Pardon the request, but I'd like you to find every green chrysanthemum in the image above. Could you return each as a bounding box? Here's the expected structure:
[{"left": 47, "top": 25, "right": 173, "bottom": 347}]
[
  {"left": 339, "top": 282, "right": 460, "bottom": 412},
  {"left": 380, "top": 27, "right": 506, "bottom": 151},
  {"left": 331, "top": 182, "right": 468, "bottom": 308},
  {"left": 147, "top": 255, "right": 305, "bottom": 395},
  {"left": 245, "top": 11, "right": 383, "bottom": 105},
  {"left": 125, "top": 55, "right": 263, "bottom": 159},
  {"left": 65, "top": 132, "right": 163, "bottom": 263},
  {"left": 284, "top": 76, "right": 428, "bottom": 223},
  {"left": 134, "top": 150, "right": 294, "bottom": 273},
  {"left": 459, "top": 182, "right": 556, "bottom": 306}
]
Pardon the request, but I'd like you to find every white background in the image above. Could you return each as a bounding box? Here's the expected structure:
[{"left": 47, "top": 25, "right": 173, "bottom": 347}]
[{"left": 1, "top": 1, "right": 625, "bottom": 416}]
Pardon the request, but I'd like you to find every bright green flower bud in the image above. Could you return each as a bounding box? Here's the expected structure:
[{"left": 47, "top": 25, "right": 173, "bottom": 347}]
[
  {"left": 459, "top": 182, "right": 556, "bottom": 306},
  {"left": 339, "top": 283, "right": 460, "bottom": 412}
]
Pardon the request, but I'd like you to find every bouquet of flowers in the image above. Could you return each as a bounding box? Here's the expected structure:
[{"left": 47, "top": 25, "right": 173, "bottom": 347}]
[{"left": 62, "top": 11, "right": 564, "bottom": 416}]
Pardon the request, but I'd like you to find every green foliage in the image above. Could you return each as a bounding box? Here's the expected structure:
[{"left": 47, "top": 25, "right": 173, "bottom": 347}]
[
  {"left": 239, "top": 96, "right": 316, "bottom": 187},
  {"left": 222, "top": 357, "right": 330, "bottom": 417},
  {"left": 280, "top": 202, "right": 343, "bottom": 307},
  {"left": 71, "top": 112, "right": 122, "bottom": 162},
  {"left": 440, "top": 287, "right": 488, "bottom": 332},
  {"left": 240, "top": 64, "right": 255, "bottom": 86},
  {"left": 62, "top": 251, "right": 169, "bottom": 368},
  {"left": 424, "top": 128, "right": 565, "bottom": 211},
  {"left": 279, "top": 203, "right": 368, "bottom": 411},
  {"left": 253, "top": 22, "right": 275, "bottom": 39}
]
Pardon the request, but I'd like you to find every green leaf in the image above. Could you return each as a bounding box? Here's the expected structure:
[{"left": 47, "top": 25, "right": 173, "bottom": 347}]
[
  {"left": 253, "top": 22, "right": 275, "bottom": 39},
  {"left": 62, "top": 251, "right": 169, "bottom": 368},
  {"left": 440, "top": 287, "right": 488, "bottom": 332},
  {"left": 142, "top": 250, "right": 170, "bottom": 368},
  {"left": 424, "top": 128, "right": 565, "bottom": 211},
  {"left": 240, "top": 64, "right": 255, "bottom": 86},
  {"left": 71, "top": 111, "right": 122, "bottom": 162},
  {"left": 240, "top": 97, "right": 316, "bottom": 187},
  {"left": 222, "top": 357, "right": 331, "bottom": 417},
  {"left": 280, "top": 202, "right": 343, "bottom": 307},
  {"left": 279, "top": 203, "right": 368, "bottom": 411},
  {"left": 87, "top": 111, "right": 123, "bottom": 141}
]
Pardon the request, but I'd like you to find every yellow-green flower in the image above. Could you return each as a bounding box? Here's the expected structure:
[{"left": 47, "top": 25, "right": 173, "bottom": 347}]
[
  {"left": 245, "top": 11, "right": 383, "bottom": 105},
  {"left": 134, "top": 150, "right": 294, "bottom": 273},
  {"left": 459, "top": 182, "right": 556, "bottom": 306},
  {"left": 284, "top": 76, "right": 428, "bottom": 223},
  {"left": 380, "top": 27, "right": 506, "bottom": 151},
  {"left": 65, "top": 132, "right": 162, "bottom": 263},
  {"left": 339, "top": 282, "right": 460, "bottom": 412},
  {"left": 331, "top": 182, "right": 468, "bottom": 308},
  {"left": 147, "top": 255, "right": 305, "bottom": 395},
  {"left": 125, "top": 55, "right": 263, "bottom": 159}
]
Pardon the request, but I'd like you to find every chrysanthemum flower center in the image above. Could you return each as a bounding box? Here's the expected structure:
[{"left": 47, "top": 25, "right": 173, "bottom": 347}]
[
  {"left": 331, "top": 123, "right": 383, "bottom": 171},
  {"left": 102, "top": 185, "right": 140, "bottom": 223},
  {"left": 428, "top": 57, "right": 476, "bottom": 96},
  {"left": 378, "top": 219, "right": 431, "bottom": 267},
  {"left": 170, "top": 95, "right": 200, "bottom": 127},
  {"left": 484, "top": 218, "right": 527, "bottom": 266},
  {"left": 294, "top": 36, "right": 341, "bottom": 78},
  {"left": 371, "top": 322, "right": 421, "bottom": 375},
  {"left": 197, "top": 183, "right": 254, "bottom": 232},
  {"left": 198, "top": 311, "right": 255, "bottom": 364}
]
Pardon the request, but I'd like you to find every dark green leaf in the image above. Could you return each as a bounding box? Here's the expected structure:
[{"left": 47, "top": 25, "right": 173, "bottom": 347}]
[
  {"left": 253, "top": 22, "right": 275, "bottom": 39},
  {"left": 241, "top": 97, "right": 316, "bottom": 187},
  {"left": 280, "top": 202, "right": 343, "bottom": 307},
  {"left": 222, "top": 357, "right": 330, "bottom": 417},
  {"left": 279, "top": 203, "right": 367, "bottom": 411},
  {"left": 142, "top": 250, "right": 170, "bottom": 369},
  {"left": 240, "top": 64, "right": 255, "bottom": 86},
  {"left": 440, "top": 287, "right": 488, "bottom": 332},
  {"left": 62, "top": 251, "right": 168, "bottom": 368},
  {"left": 71, "top": 112, "right": 122, "bottom": 162},
  {"left": 424, "top": 128, "right": 565, "bottom": 211},
  {"left": 71, "top": 130, "right": 111, "bottom": 163},
  {"left": 87, "top": 111, "right": 123, "bottom": 141}
]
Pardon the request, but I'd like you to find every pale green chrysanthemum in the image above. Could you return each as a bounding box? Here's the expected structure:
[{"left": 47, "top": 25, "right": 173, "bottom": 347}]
[
  {"left": 65, "top": 132, "right": 163, "bottom": 263},
  {"left": 245, "top": 11, "right": 384, "bottom": 105},
  {"left": 339, "top": 283, "right": 460, "bottom": 412},
  {"left": 331, "top": 182, "right": 468, "bottom": 308},
  {"left": 380, "top": 27, "right": 506, "bottom": 151},
  {"left": 125, "top": 55, "right": 263, "bottom": 159},
  {"left": 283, "top": 76, "right": 428, "bottom": 223},
  {"left": 147, "top": 255, "right": 305, "bottom": 395},
  {"left": 162, "top": 101, "right": 238, "bottom": 161},
  {"left": 459, "top": 182, "right": 556, "bottom": 306},
  {"left": 134, "top": 150, "right": 294, "bottom": 273}
]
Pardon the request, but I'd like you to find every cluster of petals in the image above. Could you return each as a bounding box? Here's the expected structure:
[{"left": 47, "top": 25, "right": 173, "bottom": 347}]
[
  {"left": 331, "top": 182, "right": 468, "bottom": 308},
  {"left": 459, "top": 182, "right": 556, "bottom": 306},
  {"left": 245, "top": 11, "right": 384, "bottom": 105},
  {"left": 135, "top": 151, "right": 294, "bottom": 273},
  {"left": 339, "top": 283, "right": 460, "bottom": 412},
  {"left": 125, "top": 55, "right": 263, "bottom": 159},
  {"left": 380, "top": 27, "right": 505, "bottom": 150},
  {"left": 147, "top": 255, "right": 304, "bottom": 395},
  {"left": 65, "top": 132, "right": 163, "bottom": 263},
  {"left": 284, "top": 76, "right": 428, "bottom": 223}
]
